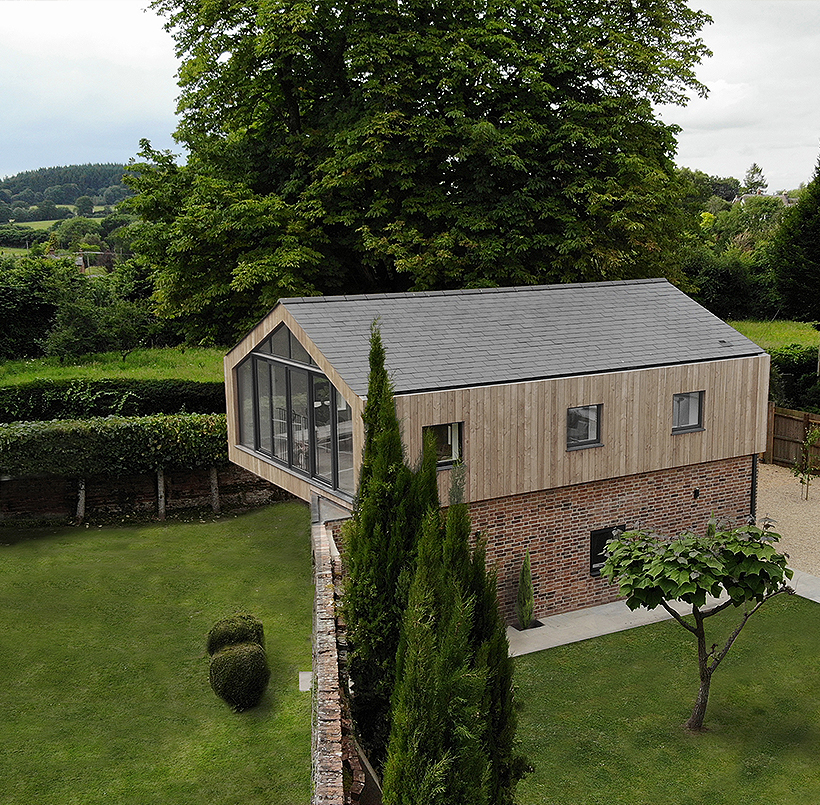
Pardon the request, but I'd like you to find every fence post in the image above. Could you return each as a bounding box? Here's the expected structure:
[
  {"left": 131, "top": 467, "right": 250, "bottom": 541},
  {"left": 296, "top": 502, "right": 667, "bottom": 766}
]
[
  {"left": 766, "top": 401, "right": 775, "bottom": 463},
  {"left": 157, "top": 467, "right": 166, "bottom": 521},
  {"left": 210, "top": 465, "right": 221, "bottom": 514},
  {"left": 76, "top": 478, "right": 86, "bottom": 524}
]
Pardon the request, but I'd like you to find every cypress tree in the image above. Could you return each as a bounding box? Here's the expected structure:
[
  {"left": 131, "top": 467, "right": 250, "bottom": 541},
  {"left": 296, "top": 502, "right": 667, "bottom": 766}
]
[
  {"left": 344, "top": 323, "right": 439, "bottom": 770},
  {"left": 384, "top": 469, "right": 526, "bottom": 804},
  {"left": 383, "top": 510, "right": 489, "bottom": 805}
]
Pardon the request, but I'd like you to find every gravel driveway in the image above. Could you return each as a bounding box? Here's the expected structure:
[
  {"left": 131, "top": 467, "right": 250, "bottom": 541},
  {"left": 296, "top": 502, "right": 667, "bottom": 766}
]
[{"left": 757, "top": 462, "right": 820, "bottom": 575}]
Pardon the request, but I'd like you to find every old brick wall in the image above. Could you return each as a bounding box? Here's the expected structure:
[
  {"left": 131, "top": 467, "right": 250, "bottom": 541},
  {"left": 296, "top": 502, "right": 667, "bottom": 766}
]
[
  {"left": 0, "top": 464, "right": 291, "bottom": 522},
  {"left": 469, "top": 455, "right": 756, "bottom": 621}
]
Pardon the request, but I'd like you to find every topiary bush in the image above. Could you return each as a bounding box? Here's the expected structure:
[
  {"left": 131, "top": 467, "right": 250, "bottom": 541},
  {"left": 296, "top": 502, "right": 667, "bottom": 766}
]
[
  {"left": 209, "top": 642, "right": 271, "bottom": 711},
  {"left": 207, "top": 613, "right": 265, "bottom": 656}
]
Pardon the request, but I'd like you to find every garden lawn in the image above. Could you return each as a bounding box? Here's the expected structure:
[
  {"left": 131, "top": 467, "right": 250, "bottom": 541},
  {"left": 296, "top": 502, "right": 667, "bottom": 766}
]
[
  {"left": 0, "top": 502, "right": 313, "bottom": 805},
  {"left": 729, "top": 320, "right": 820, "bottom": 351},
  {"left": 515, "top": 593, "right": 820, "bottom": 805},
  {"left": 0, "top": 347, "right": 225, "bottom": 386}
]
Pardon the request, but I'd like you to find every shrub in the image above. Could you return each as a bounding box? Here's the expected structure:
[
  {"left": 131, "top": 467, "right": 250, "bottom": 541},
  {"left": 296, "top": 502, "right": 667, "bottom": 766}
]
[
  {"left": 516, "top": 549, "right": 535, "bottom": 630},
  {"left": 0, "top": 379, "right": 225, "bottom": 423},
  {"left": 209, "top": 642, "right": 271, "bottom": 711},
  {"left": 207, "top": 613, "right": 265, "bottom": 656},
  {"left": 0, "top": 413, "right": 228, "bottom": 478}
]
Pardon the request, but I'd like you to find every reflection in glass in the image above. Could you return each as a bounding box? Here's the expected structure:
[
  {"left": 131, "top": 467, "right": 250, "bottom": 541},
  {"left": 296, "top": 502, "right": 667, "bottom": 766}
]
[
  {"left": 237, "top": 359, "right": 255, "bottom": 448},
  {"left": 313, "top": 376, "right": 332, "bottom": 481},
  {"left": 255, "top": 360, "right": 272, "bottom": 453},
  {"left": 290, "top": 369, "right": 310, "bottom": 472},
  {"left": 272, "top": 363, "right": 289, "bottom": 461},
  {"left": 336, "top": 395, "right": 355, "bottom": 494}
]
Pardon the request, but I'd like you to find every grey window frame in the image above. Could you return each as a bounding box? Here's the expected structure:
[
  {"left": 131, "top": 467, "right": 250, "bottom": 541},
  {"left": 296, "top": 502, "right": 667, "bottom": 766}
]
[
  {"left": 672, "top": 390, "right": 705, "bottom": 433},
  {"left": 423, "top": 422, "right": 463, "bottom": 467},
  {"left": 236, "top": 325, "right": 354, "bottom": 497},
  {"left": 567, "top": 404, "right": 603, "bottom": 450}
]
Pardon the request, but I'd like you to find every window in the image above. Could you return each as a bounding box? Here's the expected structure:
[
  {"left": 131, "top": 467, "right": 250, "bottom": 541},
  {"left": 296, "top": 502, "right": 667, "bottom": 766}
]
[
  {"left": 567, "top": 404, "right": 602, "bottom": 450},
  {"left": 235, "top": 325, "right": 354, "bottom": 497},
  {"left": 672, "top": 391, "right": 704, "bottom": 432},
  {"left": 423, "top": 422, "right": 463, "bottom": 466},
  {"left": 590, "top": 524, "right": 624, "bottom": 576}
]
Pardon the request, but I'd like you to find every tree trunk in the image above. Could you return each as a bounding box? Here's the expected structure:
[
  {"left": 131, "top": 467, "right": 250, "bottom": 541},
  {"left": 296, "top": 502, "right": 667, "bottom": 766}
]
[
  {"left": 157, "top": 467, "right": 166, "bottom": 521},
  {"left": 210, "top": 465, "right": 220, "bottom": 514},
  {"left": 686, "top": 609, "right": 712, "bottom": 732}
]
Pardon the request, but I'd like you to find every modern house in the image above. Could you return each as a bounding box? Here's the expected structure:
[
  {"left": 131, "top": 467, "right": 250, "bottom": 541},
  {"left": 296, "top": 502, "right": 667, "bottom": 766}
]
[{"left": 224, "top": 278, "right": 770, "bottom": 619}]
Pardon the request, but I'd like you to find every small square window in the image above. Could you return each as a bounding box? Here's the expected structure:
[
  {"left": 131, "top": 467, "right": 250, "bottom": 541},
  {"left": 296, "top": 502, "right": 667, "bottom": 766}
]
[
  {"left": 672, "top": 391, "right": 704, "bottom": 432},
  {"left": 590, "top": 524, "right": 624, "bottom": 576},
  {"left": 567, "top": 404, "right": 602, "bottom": 450},
  {"left": 423, "top": 422, "right": 463, "bottom": 465}
]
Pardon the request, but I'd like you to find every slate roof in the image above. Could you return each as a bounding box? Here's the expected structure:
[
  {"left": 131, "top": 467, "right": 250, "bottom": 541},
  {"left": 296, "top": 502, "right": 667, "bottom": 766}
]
[{"left": 279, "top": 279, "right": 765, "bottom": 398}]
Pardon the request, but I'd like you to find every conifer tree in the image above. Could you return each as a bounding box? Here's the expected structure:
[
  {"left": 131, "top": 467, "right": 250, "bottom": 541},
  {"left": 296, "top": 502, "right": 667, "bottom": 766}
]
[
  {"left": 344, "top": 323, "right": 439, "bottom": 769},
  {"left": 383, "top": 510, "right": 489, "bottom": 805},
  {"left": 384, "top": 470, "right": 526, "bottom": 804}
]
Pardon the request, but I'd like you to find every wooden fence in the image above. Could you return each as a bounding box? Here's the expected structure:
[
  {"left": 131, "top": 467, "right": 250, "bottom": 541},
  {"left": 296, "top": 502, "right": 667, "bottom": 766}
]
[{"left": 765, "top": 402, "right": 820, "bottom": 467}]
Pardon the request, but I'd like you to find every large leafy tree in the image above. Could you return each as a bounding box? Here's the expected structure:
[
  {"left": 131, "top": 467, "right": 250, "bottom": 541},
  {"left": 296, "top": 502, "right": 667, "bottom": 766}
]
[
  {"left": 770, "top": 157, "right": 820, "bottom": 322},
  {"left": 601, "top": 521, "right": 793, "bottom": 732},
  {"left": 129, "top": 0, "right": 711, "bottom": 342}
]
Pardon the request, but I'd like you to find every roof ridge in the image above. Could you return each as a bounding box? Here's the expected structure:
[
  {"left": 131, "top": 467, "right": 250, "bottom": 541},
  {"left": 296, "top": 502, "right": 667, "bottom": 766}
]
[{"left": 279, "top": 277, "right": 668, "bottom": 306}]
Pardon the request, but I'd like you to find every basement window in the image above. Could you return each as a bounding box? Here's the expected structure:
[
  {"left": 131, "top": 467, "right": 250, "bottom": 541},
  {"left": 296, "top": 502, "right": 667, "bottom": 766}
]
[{"left": 590, "top": 524, "right": 624, "bottom": 576}]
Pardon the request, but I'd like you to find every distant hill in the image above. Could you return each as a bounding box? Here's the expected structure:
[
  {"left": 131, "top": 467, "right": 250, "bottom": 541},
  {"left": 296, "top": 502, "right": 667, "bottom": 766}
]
[
  {"left": 0, "top": 164, "right": 133, "bottom": 195},
  {"left": 0, "top": 164, "right": 135, "bottom": 222}
]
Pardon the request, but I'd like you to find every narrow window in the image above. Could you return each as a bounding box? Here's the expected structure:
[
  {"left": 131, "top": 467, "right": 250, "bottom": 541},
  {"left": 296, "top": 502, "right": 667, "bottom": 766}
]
[
  {"left": 590, "top": 524, "right": 624, "bottom": 576},
  {"left": 672, "top": 391, "right": 704, "bottom": 432},
  {"left": 312, "top": 375, "right": 333, "bottom": 482},
  {"left": 567, "top": 404, "right": 602, "bottom": 450},
  {"left": 236, "top": 359, "right": 255, "bottom": 448},
  {"left": 423, "top": 422, "right": 463, "bottom": 466},
  {"left": 336, "top": 395, "right": 355, "bottom": 495}
]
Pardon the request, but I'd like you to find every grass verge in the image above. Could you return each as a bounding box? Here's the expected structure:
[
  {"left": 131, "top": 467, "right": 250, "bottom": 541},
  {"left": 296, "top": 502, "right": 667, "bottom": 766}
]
[
  {"left": 0, "top": 502, "right": 313, "bottom": 805},
  {"left": 515, "top": 593, "right": 820, "bottom": 805},
  {"left": 0, "top": 347, "right": 226, "bottom": 386},
  {"left": 729, "top": 320, "right": 820, "bottom": 351}
]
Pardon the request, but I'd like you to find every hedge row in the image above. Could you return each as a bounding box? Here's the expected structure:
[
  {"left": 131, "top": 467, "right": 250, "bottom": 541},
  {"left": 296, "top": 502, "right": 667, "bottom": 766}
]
[
  {"left": 0, "top": 379, "right": 226, "bottom": 423},
  {"left": 769, "top": 344, "right": 820, "bottom": 413},
  {"left": 0, "top": 413, "right": 228, "bottom": 477}
]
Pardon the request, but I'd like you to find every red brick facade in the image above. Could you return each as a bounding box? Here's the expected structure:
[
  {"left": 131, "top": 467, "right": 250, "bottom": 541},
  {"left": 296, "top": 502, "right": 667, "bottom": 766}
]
[{"left": 468, "top": 455, "right": 756, "bottom": 621}]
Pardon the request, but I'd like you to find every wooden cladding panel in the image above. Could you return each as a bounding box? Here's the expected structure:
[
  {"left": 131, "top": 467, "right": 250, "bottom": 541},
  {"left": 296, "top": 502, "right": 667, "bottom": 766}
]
[{"left": 395, "top": 356, "right": 769, "bottom": 504}]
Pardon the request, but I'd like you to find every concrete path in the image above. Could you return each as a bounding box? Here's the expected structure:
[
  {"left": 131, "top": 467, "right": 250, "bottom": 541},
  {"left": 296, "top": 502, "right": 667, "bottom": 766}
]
[{"left": 507, "top": 568, "right": 820, "bottom": 657}]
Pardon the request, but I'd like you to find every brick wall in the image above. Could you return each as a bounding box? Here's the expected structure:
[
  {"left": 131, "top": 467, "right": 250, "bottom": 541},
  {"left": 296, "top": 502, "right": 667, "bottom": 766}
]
[
  {"left": 469, "top": 455, "right": 756, "bottom": 621},
  {"left": 0, "top": 464, "right": 291, "bottom": 523}
]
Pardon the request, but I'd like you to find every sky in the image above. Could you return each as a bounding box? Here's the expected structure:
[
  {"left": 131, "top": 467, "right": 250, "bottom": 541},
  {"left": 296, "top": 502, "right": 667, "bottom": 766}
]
[{"left": 0, "top": 0, "right": 819, "bottom": 192}]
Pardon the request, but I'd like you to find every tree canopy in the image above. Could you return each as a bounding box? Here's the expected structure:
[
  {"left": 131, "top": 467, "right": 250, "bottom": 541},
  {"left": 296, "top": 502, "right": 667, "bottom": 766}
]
[
  {"left": 127, "top": 0, "right": 712, "bottom": 342},
  {"left": 602, "top": 521, "right": 793, "bottom": 731}
]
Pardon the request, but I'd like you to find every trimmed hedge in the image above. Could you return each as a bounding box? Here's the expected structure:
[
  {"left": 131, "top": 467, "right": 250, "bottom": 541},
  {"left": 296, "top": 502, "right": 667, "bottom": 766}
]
[
  {"left": 0, "top": 413, "right": 228, "bottom": 477},
  {"left": 209, "top": 642, "right": 271, "bottom": 711},
  {"left": 0, "top": 379, "right": 225, "bottom": 423},
  {"left": 207, "top": 614, "right": 265, "bottom": 656}
]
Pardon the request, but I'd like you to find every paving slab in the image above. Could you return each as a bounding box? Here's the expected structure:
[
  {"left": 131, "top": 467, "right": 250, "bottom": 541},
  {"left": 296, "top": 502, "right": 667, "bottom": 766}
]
[{"left": 508, "top": 570, "right": 820, "bottom": 657}]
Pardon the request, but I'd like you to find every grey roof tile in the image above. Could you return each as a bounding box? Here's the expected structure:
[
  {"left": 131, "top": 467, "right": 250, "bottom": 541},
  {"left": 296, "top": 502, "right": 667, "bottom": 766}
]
[{"left": 279, "top": 279, "right": 764, "bottom": 397}]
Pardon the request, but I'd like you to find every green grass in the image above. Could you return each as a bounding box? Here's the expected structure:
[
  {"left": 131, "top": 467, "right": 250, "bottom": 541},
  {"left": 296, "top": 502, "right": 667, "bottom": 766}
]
[
  {"left": 515, "top": 594, "right": 820, "bottom": 805},
  {"left": 729, "top": 320, "right": 820, "bottom": 351},
  {"left": 0, "top": 347, "right": 226, "bottom": 386},
  {"left": 0, "top": 502, "right": 313, "bottom": 804},
  {"left": 18, "top": 219, "right": 59, "bottom": 230}
]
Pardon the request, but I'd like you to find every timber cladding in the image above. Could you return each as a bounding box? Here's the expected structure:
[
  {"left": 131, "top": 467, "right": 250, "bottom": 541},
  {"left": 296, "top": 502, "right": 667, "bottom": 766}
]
[
  {"left": 469, "top": 455, "right": 756, "bottom": 621},
  {"left": 395, "top": 355, "right": 769, "bottom": 505}
]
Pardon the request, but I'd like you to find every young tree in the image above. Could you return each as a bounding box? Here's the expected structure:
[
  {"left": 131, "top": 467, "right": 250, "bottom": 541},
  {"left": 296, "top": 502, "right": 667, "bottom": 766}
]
[
  {"left": 343, "top": 323, "right": 439, "bottom": 770},
  {"left": 601, "top": 521, "right": 793, "bottom": 732},
  {"left": 129, "top": 0, "right": 711, "bottom": 342}
]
